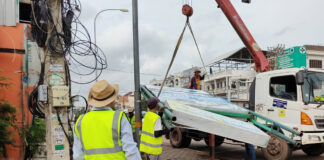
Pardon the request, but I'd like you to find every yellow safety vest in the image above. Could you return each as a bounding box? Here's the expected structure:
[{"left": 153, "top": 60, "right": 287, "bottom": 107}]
[
  {"left": 188, "top": 76, "right": 201, "bottom": 90},
  {"left": 140, "top": 112, "right": 163, "bottom": 155},
  {"left": 130, "top": 115, "right": 135, "bottom": 133},
  {"left": 196, "top": 77, "right": 201, "bottom": 90},
  {"left": 75, "top": 110, "right": 126, "bottom": 160}
]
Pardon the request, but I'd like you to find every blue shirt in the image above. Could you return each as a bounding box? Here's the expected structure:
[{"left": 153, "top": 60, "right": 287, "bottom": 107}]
[{"left": 72, "top": 107, "right": 142, "bottom": 160}]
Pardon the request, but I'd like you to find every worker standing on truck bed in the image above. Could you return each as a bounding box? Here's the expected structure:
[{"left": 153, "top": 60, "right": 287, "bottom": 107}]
[
  {"left": 73, "top": 80, "right": 141, "bottom": 160},
  {"left": 188, "top": 69, "right": 205, "bottom": 90},
  {"left": 140, "top": 97, "right": 165, "bottom": 160}
]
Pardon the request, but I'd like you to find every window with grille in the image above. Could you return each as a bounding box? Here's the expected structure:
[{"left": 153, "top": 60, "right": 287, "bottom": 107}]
[{"left": 309, "top": 60, "right": 322, "bottom": 69}]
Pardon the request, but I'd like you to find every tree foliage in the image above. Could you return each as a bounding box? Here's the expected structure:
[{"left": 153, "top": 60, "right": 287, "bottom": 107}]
[
  {"left": 24, "top": 118, "right": 46, "bottom": 158},
  {"left": 0, "top": 101, "right": 17, "bottom": 157},
  {"left": 0, "top": 69, "right": 17, "bottom": 157}
]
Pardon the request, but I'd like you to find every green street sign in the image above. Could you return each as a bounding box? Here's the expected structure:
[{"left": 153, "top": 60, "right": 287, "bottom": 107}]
[{"left": 277, "top": 46, "right": 307, "bottom": 69}]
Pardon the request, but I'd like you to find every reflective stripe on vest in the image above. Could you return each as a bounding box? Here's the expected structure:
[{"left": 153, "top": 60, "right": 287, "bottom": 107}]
[
  {"left": 140, "top": 112, "right": 162, "bottom": 155},
  {"left": 140, "top": 141, "right": 162, "bottom": 148},
  {"left": 75, "top": 110, "right": 126, "bottom": 159}
]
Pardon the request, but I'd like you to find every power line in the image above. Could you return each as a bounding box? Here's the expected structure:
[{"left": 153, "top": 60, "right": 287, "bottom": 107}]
[{"left": 108, "top": 68, "right": 162, "bottom": 76}]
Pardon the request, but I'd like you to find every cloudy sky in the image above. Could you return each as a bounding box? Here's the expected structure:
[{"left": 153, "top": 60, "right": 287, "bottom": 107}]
[{"left": 71, "top": 0, "right": 324, "bottom": 97}]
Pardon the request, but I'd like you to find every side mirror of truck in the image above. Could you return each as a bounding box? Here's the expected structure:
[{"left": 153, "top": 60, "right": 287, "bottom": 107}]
[{"left": 296, "top": 71, "right": 304, "bottom": 85}]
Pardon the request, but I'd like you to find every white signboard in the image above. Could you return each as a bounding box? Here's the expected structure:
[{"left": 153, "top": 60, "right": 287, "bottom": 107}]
[
  {"left": 167, "top": 100, "right": 270, "bottom": 147},
  {"left": 146, "top": 85, "right": 248, "bottom": 116}
]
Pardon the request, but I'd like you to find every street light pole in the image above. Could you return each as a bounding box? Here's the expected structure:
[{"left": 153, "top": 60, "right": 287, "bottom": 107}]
[
  {"left": 132, "top": 0, "right": 142, "bottom": 146},
  {"left": 93, "top": 8, "right": 128, "bottom": 81}
]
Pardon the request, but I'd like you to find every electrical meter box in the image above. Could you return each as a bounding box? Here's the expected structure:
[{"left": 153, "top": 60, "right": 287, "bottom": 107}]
[{"left": 52, "top": 86, "right": 70, "bottom": 107}]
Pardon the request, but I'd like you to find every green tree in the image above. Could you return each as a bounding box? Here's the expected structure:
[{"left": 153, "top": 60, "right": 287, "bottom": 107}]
[
  {"left": 24, "top": 118, "right": 46, "bottom": 158},
  {"left": 0, "top": 69, "right": 17, "bottom": 158}
]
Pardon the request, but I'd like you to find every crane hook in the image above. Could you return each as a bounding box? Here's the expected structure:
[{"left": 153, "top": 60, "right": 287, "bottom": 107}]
[{"left": 182, "top": 4, "right": 193, "bottom": 17}]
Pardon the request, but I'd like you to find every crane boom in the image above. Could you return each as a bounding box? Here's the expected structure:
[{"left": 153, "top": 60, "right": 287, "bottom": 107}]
[{"left": 215, "top": 0, "right": 270, "bottom": 72}]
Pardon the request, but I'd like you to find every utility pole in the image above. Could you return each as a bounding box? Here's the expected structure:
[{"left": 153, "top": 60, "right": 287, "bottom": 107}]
[
  {"left": 132, "top": 0, "right": 142, "bottom": 145},
  {"left": 43, "top": 0, "right": 71, "bottom": 159}
]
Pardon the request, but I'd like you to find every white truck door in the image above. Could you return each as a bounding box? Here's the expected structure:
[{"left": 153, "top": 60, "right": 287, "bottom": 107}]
[{"left": 255, "top": 74, "right": 300, "bottom": 128}]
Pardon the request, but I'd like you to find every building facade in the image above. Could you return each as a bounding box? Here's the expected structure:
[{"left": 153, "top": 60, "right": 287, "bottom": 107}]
[
  {"left": 117, "top": 92, "right": 135, "bottom": 111},
  {"left": 149, "top": 67, "right": 201, "bottom": 89},
  {"left": 149, "top": 45, "right": 324, "bottom": 107}
]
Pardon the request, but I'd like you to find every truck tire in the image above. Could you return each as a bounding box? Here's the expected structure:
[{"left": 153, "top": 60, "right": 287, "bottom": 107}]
[
  {"left": 170, "top": 127, "right": 183, "bottom": 148},
  {"left": 302, "top": 143, "right": 324, "bottom": 156},
  {"left": 261, "top": 134, "right": 292, "bottom": 160},
  {"left": 204, "top": 136, "right": 225, "bottom": 147}
]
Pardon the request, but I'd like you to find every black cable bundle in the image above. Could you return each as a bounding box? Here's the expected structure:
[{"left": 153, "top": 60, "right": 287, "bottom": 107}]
[
  {"left": 28, "top": 87, "right": 45, "bottom": 118},
  {"left": 63, "top": 10, "right": 74, "bottom": 47},
  {"left": 28, "top": 61, "right": 45, "bottom": 118},
  {"left": 30, "top": 0, "right": 48, "bottom": 47}
]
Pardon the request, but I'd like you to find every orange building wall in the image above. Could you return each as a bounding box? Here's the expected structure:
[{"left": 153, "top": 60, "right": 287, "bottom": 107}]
[
  {"left": 0, "top": 24, "right": 32, "bottom": 160},
  {"left": 0, "top": 23, "right": 24, "bottom": 50}
]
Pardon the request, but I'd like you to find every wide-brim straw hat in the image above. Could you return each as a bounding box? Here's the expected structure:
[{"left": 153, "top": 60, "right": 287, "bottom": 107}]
[
  {"left": 88, "top": 80, "right": 119, "bottom": 107},
  {"left": 194, "top": 69, "right": 201, "bottom": 73},
  {"left": 128, "top": 107, "right": 135, "bottom": 113}
]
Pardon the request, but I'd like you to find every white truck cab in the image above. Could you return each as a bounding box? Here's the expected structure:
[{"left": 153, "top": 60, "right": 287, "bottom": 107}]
[{"left": 251, "top": 68, "right": 324, "bottom": 158}]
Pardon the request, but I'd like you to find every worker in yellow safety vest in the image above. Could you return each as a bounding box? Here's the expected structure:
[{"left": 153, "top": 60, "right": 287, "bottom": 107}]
[
  {"left": 73, "top": 80, "right": 141, "bottom": 160},
  {"left": 188, "top": 69, "right": 205, "bottom": 90},
  {"left": 128, "top": 107, "right": 136, "bottom": 134},
  {"left": 140, "top": 97, "right": 165, "bottom": 160},
  {"left": 314, "top": 96, "right": 324, "bottom": 102}
]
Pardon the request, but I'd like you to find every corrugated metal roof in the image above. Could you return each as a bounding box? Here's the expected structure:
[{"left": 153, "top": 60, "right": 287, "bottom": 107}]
[
  {"left": 207, "top": 47, "right": 270, "bottom": 66},
  {"left": 0, "top": 0, "right": 18, "bottom": 26},
  {"left": 207, "top": 47, "right": 245, "bottom": 65}
]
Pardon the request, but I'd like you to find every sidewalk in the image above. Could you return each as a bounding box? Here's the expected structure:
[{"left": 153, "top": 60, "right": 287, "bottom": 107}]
[
  {"left": 160, "top": 137, "right": 324, "bottom": 160},
  {"left": 160, "top": 137, "right": 211, "bottom": 160}
]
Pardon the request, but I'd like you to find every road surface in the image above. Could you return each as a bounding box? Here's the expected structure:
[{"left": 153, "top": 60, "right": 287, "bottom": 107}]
[{"left": 160, "top": 138, "right": 324, "bottom": 160}]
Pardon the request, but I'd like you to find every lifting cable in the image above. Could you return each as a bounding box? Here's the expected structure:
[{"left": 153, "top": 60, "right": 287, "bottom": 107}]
[
  {"left": 187, "top": 22, "right": 207, "bottom": 73},
  {"left": 157, "top": 4, "right": 206, "bottom": 97}
]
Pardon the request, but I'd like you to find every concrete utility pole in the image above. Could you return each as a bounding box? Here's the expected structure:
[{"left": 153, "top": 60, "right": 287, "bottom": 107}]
[
  {"left": 132, "top": 0, "right": 142, "bottom": 145},
  {"left": 43, "top": 0, "right": 70, "bottom": 159}
]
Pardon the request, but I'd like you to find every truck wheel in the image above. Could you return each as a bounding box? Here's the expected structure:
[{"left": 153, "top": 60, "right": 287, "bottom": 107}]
[
  {"left": 302, "top": 143, "right": 324, "bottom": 156},
  {"left": 170, "top": 127, "right": 183, "bottom": 148},
  {"left": 181, "top": 136, "right": 192, "bottom": 148},
  {"left": 261, "top": 134, "right": 292, "bottom": 160},
  {"left": 204, "top": 136, "right": 225, "bottom": 147}
]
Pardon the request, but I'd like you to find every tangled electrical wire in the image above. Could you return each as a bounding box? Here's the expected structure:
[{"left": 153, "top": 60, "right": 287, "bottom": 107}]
[
  {"left": 28, "top": 0, "right": 106, "bottom": 115},
  {"left": 31, "top": 0, "right": 107, "bottom": 85},
  {"left": 63, "top": 0, "right": 108, "bottom": 84}
]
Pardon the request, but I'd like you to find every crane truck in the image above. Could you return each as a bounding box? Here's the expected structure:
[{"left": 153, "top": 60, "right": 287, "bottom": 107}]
[
  {"left": 214, "top": 0, "right": 324, "bottom": 159},
  {"left": 164, "top": 1, "right": 324, "bottom": 160}
]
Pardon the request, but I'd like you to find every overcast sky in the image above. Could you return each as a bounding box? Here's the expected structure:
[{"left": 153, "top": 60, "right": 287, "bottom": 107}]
[{"left": 71, "top": 0, "right": 324, "bottom": 98}]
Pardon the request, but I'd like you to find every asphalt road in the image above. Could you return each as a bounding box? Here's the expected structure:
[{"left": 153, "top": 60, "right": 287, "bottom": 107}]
[{"left": 161, "top": 138, "right": 324, "bottom": 160}]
